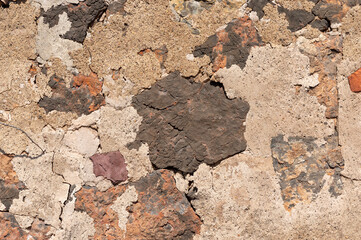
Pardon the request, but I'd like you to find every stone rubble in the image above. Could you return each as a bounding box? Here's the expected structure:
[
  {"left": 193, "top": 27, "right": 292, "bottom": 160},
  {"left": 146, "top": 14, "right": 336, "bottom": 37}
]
[{"left": 1, "top": 0, "right": 361, "bottom": 239}]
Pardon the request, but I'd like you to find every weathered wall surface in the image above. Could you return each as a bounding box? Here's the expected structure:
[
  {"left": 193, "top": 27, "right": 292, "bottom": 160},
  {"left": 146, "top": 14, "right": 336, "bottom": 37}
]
[{"left": 1, "top": 0, "right": 361, "bottom": 239}]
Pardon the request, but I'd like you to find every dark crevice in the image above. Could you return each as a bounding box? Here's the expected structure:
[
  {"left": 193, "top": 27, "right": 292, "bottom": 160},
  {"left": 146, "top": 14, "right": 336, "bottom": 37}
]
[{"left": 0, "top": 122, "right": 45, "bottom": 159}]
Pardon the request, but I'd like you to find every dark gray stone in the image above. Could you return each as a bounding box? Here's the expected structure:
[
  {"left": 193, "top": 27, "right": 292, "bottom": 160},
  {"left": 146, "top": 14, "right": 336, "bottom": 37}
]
[
  {"left": 128, "top": 72, "right": 249, "bottom": 173},
  {"left": 278, "top": 6, "right": 315, "bottom": 32},
  {"left": 42, "top": 0, "right": 107, "bottom": 43},
  {"left": 193, "top": 17, "right": 263, "bottom": 71},
  {"left": 247, "top": 0, "right": 271, "bottom": 19},
  {"left": 271, "top": 135, "right": 344, "bottom": 210}
]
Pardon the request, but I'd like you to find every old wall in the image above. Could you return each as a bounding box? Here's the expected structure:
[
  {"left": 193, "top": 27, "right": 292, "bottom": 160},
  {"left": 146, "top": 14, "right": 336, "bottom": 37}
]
[{"left": 1, "top": 0, "right": 361, "bottom": 239}]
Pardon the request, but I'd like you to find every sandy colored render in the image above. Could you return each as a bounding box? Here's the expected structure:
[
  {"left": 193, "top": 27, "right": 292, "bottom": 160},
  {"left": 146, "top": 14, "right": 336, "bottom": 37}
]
[
  {"left": 338, "top": 5, "right": 361, "bottom": 179},
  {"left": 191, "top": 154, "right": 361, "bottom": 239},
  {"left": 216, "top": 44, "right": 334, "bottom": 157},
  {"left": 85, "top": 0, "right": 243, "bottom": 96}
]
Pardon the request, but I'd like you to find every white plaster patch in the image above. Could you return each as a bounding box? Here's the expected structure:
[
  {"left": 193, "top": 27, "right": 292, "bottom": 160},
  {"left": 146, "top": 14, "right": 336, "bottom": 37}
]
[
  {"left": 63, "top": 127, "right": 99, "bottom": 157},
  {"left": 70, "top": 110, "right": 100, "bottom": 130},
  {"left": 0, "top": 202, "right": 5, "bottom": 211},
  {"left": 10, "top": 153, "right": 69, "bottom": 227},
  {"left": 36, "top": 12, "right": 82, "bottom": 69},
  {"left": 296, "top": 74, "right": 319, "bottom": 88},
  {"left": 41, "top": 125, "right": 65, "bottom": 152},
  {"left": 14, "top": 215, "right": 34, "bottom": 229},
  {"left": 111, "top": 186, "right": 138, "bottom": 231},
  {"left": 174, "top": 173, "right": 189, "bottom": 193}
]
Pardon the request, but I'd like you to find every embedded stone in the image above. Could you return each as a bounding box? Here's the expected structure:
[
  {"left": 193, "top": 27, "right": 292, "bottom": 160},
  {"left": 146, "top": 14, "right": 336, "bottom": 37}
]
[
  {"left": 0, "top": 154, "right": 25, "bottom": 211},
  {"left": 278, "top": 6, "right": 315, "bottom": 32},
  {"left": 312, "top": 0, "right": 349, "bottom": 23},
  {"left": 126, "top": 170, "right": 201, "bottom": 239},
  {"left": 247, "top": 0, "right": 271, "bottom": 19},
  {"left": 348, "top": 67, "right": 361, "bottom": 92},
  {"left": 38, "top": 73, "right": 105, "bottom": 116},
  {"left": 193, "top": 16, "right": 263, "bottom": 71},
  {"left": 302, "top": 34, "right": 342, "bottom": 118},
  {"left": 0, "top": 180, "right": 26, "bottom": 212},
  {"left": 0, "top": 213, "right": 51, "bottom": 240},
  {"left": 42, "top": 0, "right": 107, "bottom": 43},
  {"left": 75, "top": 170, "right": 201, "bottom": 239},
  {"left": 129, "top": 72, "right": 250, "bottom": 173},
  {"left": 90, "top": 151, "right": 128, "bottom": 184},
  {"left": 271, "top": 135, "right": 344, "bottom": 211}
]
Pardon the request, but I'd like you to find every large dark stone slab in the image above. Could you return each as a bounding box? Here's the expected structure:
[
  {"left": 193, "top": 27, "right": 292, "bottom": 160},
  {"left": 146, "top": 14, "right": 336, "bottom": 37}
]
[{"left": 129, "top": 72, "right": 249, "bottom": 173}]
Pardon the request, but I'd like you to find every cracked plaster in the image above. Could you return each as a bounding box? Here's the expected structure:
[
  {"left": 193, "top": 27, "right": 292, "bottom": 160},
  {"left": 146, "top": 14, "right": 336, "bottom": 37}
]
[{"left": 1, "top": 0, "right": 361, "bottom": 238}]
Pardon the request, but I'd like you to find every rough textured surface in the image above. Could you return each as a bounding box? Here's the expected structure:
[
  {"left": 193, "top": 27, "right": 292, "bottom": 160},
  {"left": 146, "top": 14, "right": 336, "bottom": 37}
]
[
  {"left": 0, "top": 213, "right": 51, "bottom": 240},
  {"left": 348, "top": 67, "right": 361, "bottom": 92},
  {"left": 0, "top": 154, "right": 25, "bottom": 211},
  {"left": 216, "top": 45, "right": 334, "bottom": 157},
  {"left": 42, "top": 0, "right": 107, "bottom": 43},
  {"left": 297, "top": 34, "right": 342, "bottom": 118},
  {"left": 129, "top": 72, "right": 249, "bottom": 173},
  {"left": 191, "top": 154, "right": 361, "bottom": 239},
  {"left": 271, "top": 135, "right": 343, "bottom": 211},
  {"left": 75, "top": 170, "right": 201, "bottom": 239},
  {"left": 194, "top": 16, "right": 263, "bottom": 71},
  {"left": 97, "top": 106, "right": 153, "bottom": 182},
  {"left": 38, "top": 73, "right": 105, "bottom": 116},
  {"left": 338, "top": 5, "right": 361, "bottom": 179},
  {"left": 3, "top": 0, "right": 361, "bottom": 238},
  {"left": 90, "top": 151, "right": 128, "bottom": 184},
  {"left": 278, "top": 6, "right": 315, "bottom": 32}
]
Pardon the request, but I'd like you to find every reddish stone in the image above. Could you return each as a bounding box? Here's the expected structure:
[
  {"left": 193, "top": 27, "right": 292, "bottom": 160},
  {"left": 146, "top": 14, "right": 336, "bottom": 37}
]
[
  {"left": 0, "top": 213, "right": 51, "bottom": 240},
  {"left": 75, "top": 170, "right": 201, "bottom": 240},
  {"left": 90, "top": 151, "right": 128, "bottom": 184},
  {"left": 126, "top": 170, "right": 201, "bottom": 240},
  {"left": 72, "top": 72, "right": 103, "bottom": 97},
  {"left": 75, "top": 185, "right": 127, "bottom": 239},
  {"left": 138, "top": 46, "right": 168, "bottom": 66},
  {"left": 308, "top": 35, "right": 342, "bottom": 118},
  {"left": 0, "top": 154, "right": 18, "bottom": 183},
  {"left": 38, "top": 73, "right": 105, "bottom": 116},
  {"left": 348, "top": 68, "right": 361, "bottom": 93},
  {"left": 194, "top": 16, "right": 263, "bottom": 72},
  {"left": 28, "top": 65, "right": 37, "bottom": 77},
  {"left": 0, "top": 154, "right": 26, "bottom": 211}
]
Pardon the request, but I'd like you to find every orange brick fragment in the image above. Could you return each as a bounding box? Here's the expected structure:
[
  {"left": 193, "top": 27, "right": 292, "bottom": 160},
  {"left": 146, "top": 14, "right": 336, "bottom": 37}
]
[{"left": 348, "top": 68, "right": 361, "bottom": 93}]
